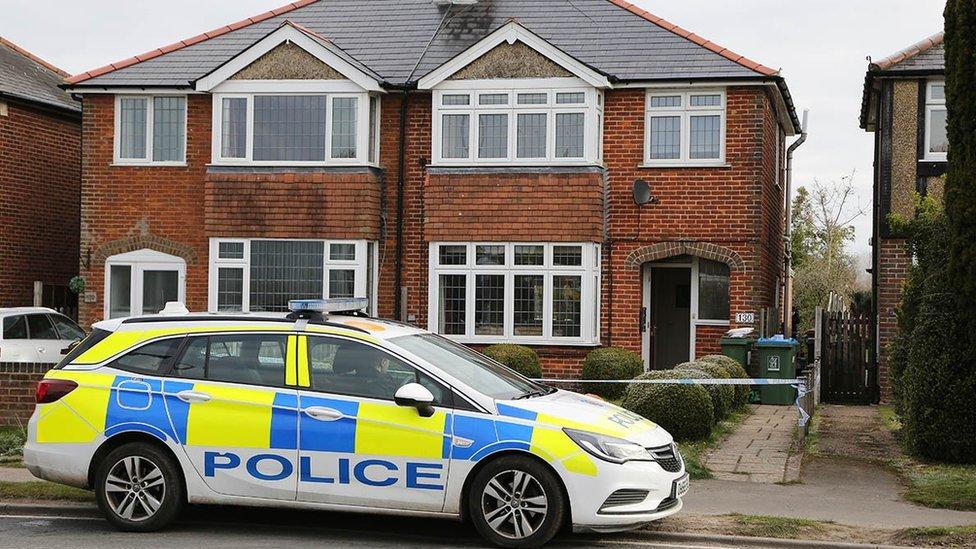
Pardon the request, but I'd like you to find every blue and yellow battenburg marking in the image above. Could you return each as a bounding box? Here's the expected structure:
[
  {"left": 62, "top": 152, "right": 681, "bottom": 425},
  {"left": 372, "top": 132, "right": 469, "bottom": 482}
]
[{"left": 35, "top": 330, "right": 604, "bottom": 485}]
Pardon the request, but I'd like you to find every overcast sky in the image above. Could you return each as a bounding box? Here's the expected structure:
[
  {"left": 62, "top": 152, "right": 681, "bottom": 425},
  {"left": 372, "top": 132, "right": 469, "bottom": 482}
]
[{"left": 1, "top": 0, "right": 946, "bottom": 257}]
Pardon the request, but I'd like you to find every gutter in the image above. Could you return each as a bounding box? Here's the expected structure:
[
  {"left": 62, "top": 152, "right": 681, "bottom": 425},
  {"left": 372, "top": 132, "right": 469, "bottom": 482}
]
[{"left": 783, "top": 109, "right": 809, "bottom": 337}]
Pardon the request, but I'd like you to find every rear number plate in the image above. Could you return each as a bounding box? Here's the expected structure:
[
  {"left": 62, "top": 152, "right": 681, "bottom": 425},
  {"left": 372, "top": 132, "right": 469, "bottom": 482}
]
[{"left": 674, "top": 474, "right": 689, "bottom": 498}]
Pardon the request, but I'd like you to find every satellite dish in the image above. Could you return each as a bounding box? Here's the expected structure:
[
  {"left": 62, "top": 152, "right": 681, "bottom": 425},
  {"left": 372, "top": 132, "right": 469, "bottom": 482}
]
[{"left": 633, "top": 179, "right": 652, "bottom": 206}]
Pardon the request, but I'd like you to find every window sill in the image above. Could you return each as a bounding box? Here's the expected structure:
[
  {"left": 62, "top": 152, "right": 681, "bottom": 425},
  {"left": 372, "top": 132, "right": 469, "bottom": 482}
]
[
  {"left": 427, "top": 164, "right": 604, "bottom": 175},
  {"left": 442, "top": 335, "right": 601, "bottom": 347},
  {"left": 112, "top": 162, "right": 188, "bottom": 168},
  {"left": 639, "top": 162, "right": 730, "bottom": 169},
  {"left": 695, "top": 320, "right": 731, "bottom": 327}
]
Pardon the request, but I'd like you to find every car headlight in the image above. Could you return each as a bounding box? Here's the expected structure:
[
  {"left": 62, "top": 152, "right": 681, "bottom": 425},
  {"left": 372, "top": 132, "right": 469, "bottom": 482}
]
[{"left": 563, "top": 428, "right": 653, "bottom": 464}]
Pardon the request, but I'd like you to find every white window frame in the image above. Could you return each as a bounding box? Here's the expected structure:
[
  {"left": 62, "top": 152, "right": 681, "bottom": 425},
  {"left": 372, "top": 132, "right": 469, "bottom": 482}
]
[
  {"left": 427, "top": 242, "right": 601, "bottom": 345},
  {"left": 924, "top": 80, "right": 947, "bottom": 161},
  {"left": 104, "top": 249, "right": 187, "bottom": 319},
  {"left": 210, "top": 84, "right": 378, "bottom": 167},
  {"left": 431, "top": 78, "right": 603, "bottom": 166},
  {"left": 207, "top": 238, "right": 377, "bottom": 314},
  {"left": 113, "top": 95, "right": 188, "bottom": 166},
  {"left": 643, "top": 89, "right": 727, "bottom": 167}
]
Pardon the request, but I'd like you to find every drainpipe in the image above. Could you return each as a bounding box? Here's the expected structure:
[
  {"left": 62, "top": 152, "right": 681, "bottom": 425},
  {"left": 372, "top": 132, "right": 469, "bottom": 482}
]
[{"left": 783, "top": 109, "right": 809, "bottom": 338}]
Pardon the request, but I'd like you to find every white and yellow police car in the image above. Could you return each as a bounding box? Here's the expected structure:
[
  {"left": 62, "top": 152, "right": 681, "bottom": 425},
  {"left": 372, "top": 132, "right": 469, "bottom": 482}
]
[{"left": 24, "top": 299, "right": 687, "bottom": 548}]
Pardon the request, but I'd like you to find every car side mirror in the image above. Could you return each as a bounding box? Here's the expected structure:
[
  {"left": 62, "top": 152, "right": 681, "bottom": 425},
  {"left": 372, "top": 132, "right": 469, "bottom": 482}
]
[{"left": 394, "top": 383, "right": 436, "bottom": 417}]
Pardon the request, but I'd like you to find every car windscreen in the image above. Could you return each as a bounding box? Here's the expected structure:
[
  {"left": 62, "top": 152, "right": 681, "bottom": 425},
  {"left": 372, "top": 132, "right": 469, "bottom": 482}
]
[
  {"left": 55, "top": 328, "right": 112, "bottom": 369},
  {"left": 389, "top": 333, "right": 542, "bottom": 400}
]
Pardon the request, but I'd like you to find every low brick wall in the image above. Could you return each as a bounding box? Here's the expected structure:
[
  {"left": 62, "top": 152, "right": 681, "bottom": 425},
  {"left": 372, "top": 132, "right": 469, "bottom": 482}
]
[{"left": 0, "top": 362, "right": 54, "bottom": 427}]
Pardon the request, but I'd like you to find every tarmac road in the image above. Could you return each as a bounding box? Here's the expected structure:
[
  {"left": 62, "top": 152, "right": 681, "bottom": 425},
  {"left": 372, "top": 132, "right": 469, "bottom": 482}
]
[{"left": 0, "top": 506, "right": 767, "bottom": 549}]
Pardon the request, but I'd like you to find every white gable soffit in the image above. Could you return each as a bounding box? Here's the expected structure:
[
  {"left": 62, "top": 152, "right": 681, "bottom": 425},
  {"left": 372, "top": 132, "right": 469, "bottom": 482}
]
[
  {"left": 417, "top": 21, "right": 612, "bottom": 90},
  {"left": 194, "top": 24, "right": 384, "bottom": 93}
]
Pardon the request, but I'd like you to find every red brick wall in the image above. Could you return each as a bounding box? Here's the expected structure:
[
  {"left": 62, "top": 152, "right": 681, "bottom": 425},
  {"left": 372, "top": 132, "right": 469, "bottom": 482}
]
[
  {"left": 77, "top": 85, "right": 786, "bottom": 380},
  {"left": 78, "top": 94, "right": 211, "bottom": 327},
  {"left": 876, "top": 237, "right": 909, "bottom": 401},
  {"left": 205, "top": 170, "right": 382, "bottom": 240},
  {"left": 0, "top": 101, "right": 80, "bottom": 307},
  {"left": 0, "top": 363, "right": 52, "bottom": 427},
  {"left": 599, "top": 87, "right": 784, "bottom": 365}
]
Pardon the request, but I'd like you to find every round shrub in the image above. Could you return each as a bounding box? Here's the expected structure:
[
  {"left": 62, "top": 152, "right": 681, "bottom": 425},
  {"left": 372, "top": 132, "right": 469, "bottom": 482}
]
[
  {"left": 482, "top": 344, "right": 541, "bottom": 379},
  {"left": 676, "top": 361, "right": 734, "bottom": 421},
  {"left": 701, "top": 354, "right": 751, "bottom": 410},
  {"left": 620, "top": 370, "right": 714, "bottom": 441},
  {"left": 581, "top": 347, "right": 644, "bottom": 400}
]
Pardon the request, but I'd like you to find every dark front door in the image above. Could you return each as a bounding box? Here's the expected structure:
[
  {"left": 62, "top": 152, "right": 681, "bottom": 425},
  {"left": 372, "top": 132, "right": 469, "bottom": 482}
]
[{"left": 651, "top": 268, "right": 691, "bottom": 370}]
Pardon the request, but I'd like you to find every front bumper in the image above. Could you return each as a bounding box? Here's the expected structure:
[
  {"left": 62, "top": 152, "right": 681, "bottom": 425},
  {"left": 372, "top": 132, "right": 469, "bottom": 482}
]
[{"left": 565, "top": 456, "right": 687, "bottom": 531}]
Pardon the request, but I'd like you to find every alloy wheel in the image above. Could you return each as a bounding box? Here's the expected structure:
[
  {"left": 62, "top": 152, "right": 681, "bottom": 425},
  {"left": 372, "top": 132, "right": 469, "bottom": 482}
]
[
  {"left": 104, "top": 456, "right": 166, "bottom": 522},
  {"left": 480, "top": 469, "right": 549, "bottom": 540}
]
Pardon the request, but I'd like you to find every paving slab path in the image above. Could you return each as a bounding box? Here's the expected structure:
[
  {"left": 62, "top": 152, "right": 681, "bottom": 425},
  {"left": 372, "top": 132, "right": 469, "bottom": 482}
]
[
  {"left": 0, "top": 467, "right": 34, "bottom": 483},
  {"left": 701, "top": 404, "right": 797, "bottom": 483}
]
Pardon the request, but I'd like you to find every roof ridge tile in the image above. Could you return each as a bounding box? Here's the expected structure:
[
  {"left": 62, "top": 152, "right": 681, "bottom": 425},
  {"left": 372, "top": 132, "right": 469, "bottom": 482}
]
[
  {"left": 0, "top": 36, "right": 70, "bottom": 77},
  {"left": 66, "top": 0, "right": 320, "bottom": 85},
  {"left": 604, "top": 0, "right": 778, "bottom": 77},
  {"left": 871, "top": 31, "right": 944, "bottom": 71}
]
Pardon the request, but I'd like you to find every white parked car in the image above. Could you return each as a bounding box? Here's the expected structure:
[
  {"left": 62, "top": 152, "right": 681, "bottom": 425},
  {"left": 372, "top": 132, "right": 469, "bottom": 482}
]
[
  {"left": 0, "top": 307, "right": 86, "bottom": 363},
  {"left": 24, "top": 299, "right": 686, "bottom": 548}
]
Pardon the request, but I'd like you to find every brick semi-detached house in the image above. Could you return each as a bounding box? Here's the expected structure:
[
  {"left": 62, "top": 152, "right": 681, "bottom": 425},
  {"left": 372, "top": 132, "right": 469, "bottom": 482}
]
[
  {"left": 66, "top": 0, "right": 800, "bottom": 376},
  {"left": 861, "top": 32, "right": 946, "bottom": 401},
  {"left": 0, "top": 37, "right": 81, "bottom": 310}
]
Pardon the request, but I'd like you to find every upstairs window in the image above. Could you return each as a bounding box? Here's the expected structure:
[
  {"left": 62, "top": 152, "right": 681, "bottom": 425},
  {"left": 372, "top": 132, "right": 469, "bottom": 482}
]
[
  {"left": 432, "top": 83, "right": 602, "bottom": 165},
  {"left": 212, "top": 93, "right": 380, "bottom": 166},
  {"left": 115, "top": 95, "right": 187, "bottom": 165},
  {"left": 925, "top": 81, "right": 948, "bottom": 161},
  {"left": 645, "top": 90, "right": 726, "bottom": 166}
]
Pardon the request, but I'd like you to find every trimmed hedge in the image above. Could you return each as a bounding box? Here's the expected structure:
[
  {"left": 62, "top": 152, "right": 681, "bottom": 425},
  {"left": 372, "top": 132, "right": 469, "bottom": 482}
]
[
  {"left": 700, "top": 354, "right": 751, "bottom": 410},
  {"left": 621, "top": 370, "right": 714, "bottom": 441},
  {"left": 482, "top": 344, "right": 541, "bottom": 379},
  {"left": 581, "top": 347, "right": 644, "bottom": 400},
  {"left": 676, "top": 361, "right": 734, "bottom": 421}
]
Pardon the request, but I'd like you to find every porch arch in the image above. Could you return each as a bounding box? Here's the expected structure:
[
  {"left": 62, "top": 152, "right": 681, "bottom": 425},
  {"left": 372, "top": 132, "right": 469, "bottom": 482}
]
[{"left": 624, "top": 241, "right": 744, "bottom": 270}]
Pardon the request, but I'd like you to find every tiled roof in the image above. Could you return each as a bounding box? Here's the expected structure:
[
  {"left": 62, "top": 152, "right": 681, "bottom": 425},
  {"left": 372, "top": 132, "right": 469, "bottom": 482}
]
[
  {"left": 0, "top": 37, "right": 79, "bottom": 113},
  {"left": 68, "top": 0, "right": 781, "bottom": 87},
  {"left": 870, "top": 31, "right": 944, "bottom": 72}
]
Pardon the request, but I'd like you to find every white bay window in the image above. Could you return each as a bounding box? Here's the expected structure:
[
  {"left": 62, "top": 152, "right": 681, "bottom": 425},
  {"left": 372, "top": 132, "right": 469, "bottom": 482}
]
[
  {"left": 211, "top": 89, "right": 380, "bottom": 166},
  {"left": 209, "top": 238, "right": 377, "bottom": 314},
  {"left": 428, "top": 242, "right": 600, "bottom": 345},
  {"left": 644, "top": 89, "right": 726, "bottom": 166},
  {"left": 432, "top": 79, "right": 603, "bottom": 165}
]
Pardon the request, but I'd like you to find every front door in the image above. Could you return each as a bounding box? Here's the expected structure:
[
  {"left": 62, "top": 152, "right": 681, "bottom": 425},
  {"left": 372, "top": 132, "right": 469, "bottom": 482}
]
[
  {"left": 296, "top": 334, "right": 450, "bottom": 512},
  {"left": 650, "top": 268, "right": 691, "bottom": 370}
]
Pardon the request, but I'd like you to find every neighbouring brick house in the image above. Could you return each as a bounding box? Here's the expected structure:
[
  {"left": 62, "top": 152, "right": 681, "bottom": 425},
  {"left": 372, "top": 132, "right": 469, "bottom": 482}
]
[
  {"left": 0, "top": 37, "right": 81, "bottom": 310},
  {"left": 66, "top": 0, "right": 799, "bottom": 377},
  {"left": 860, "top": 32, "right": 945, "bottom": 402}
]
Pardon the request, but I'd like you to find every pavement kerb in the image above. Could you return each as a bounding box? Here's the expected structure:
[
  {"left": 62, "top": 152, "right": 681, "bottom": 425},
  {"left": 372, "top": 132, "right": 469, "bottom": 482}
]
[{"left": 635, "top": 531, "right": 916, "bottom": 549}]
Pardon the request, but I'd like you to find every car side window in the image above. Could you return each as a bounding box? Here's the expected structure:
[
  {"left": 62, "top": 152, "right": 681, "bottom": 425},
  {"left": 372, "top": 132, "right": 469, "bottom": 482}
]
[
  {"left": 2, "top": 315, "right": 27, "bottom": 340},
  {"left": 308, "top": 336, "right": 447, "bottom": 405},
  {"left": 176, "top": 333, "right": 288, "bottom": 387},
  {"left": 109, "top": 338, "right": 183, "bottom": 375},
  {"left": 50, "top": 315, "right": 85, "bottom": 341},
  {"left": 26, "top": 314, "right": 58, "bottom": 339}
]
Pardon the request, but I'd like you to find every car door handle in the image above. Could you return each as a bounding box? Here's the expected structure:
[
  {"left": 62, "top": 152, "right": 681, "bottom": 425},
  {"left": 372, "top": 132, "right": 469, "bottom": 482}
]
[
  {"left": 303, "top": 406, "right": 344, "bottom": 422},
  {"left": 176, "top": 390, "right": 212, "bottom": 404},
  {"left": 37, "top": 348, "right": 46, "bottom": 353}
]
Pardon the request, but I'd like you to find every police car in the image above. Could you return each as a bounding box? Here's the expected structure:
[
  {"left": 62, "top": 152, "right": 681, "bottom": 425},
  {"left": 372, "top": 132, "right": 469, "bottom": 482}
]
[{"left": 24, "top": 299, "right": 687, "bottom": 548}]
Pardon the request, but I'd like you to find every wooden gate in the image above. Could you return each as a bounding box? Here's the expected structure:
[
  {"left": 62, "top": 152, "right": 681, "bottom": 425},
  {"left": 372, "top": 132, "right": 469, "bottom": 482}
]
[{"left": 820, "top": 310, "right": 875, "bottom": 404}]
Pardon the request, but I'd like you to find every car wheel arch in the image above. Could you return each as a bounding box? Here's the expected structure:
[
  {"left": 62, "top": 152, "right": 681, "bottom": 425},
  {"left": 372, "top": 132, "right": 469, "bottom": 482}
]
[
  {"left": 457, "top": 449, "right": 571, "bottom": 529},
  {"left": 87, "top": 431, "right": 186, "bottom": 496}
]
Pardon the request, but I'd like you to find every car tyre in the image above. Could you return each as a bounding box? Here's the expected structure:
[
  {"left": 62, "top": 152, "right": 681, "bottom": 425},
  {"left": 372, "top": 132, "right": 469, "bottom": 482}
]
[
  {"left": 468, "top": 455, "right": 566, "bottom": 548},
  {"left": 94, "top": 442, "right": 183, "bottom": 532}
]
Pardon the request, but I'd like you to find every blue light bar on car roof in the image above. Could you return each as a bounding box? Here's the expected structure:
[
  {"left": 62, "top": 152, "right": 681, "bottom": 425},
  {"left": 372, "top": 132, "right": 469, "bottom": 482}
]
[{"left": 288, "top": 298, "right": 369, "bottom": 314}]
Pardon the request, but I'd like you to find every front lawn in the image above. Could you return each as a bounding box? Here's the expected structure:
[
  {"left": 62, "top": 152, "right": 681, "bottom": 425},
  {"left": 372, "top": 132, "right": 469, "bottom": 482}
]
[
  {"left": 0, "top": 481, "right": 93, "bottom": 502},
  {"left": 0, "top": 427, "right": 26, "bottom": 457}
]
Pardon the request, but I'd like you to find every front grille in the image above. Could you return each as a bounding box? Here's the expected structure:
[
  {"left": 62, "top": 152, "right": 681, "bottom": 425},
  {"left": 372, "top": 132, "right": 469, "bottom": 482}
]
[
  {"left": 599, "top": 489, "right": 649, "bottom": 512},
  {"left": 648, "top": 443, "right": 683, "bottom": 473}
]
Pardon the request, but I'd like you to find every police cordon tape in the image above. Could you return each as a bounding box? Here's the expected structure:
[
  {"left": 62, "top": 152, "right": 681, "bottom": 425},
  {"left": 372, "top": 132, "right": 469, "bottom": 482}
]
[{"left": 533, "top": 377, "right": 814, "bottom": 427}]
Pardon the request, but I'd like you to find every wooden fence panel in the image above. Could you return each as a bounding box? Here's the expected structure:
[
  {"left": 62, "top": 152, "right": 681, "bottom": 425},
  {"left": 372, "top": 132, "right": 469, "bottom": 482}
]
[{"left": 820, "top": 310, "right": 875, "bottom": 404}]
